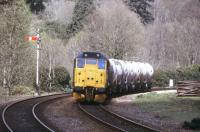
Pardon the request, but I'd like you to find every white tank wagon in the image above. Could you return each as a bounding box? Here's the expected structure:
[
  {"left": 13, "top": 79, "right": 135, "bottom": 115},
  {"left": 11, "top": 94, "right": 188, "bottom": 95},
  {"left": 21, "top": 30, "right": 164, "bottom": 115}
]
[
  {"left": 124, "top": 61, "right": 139, "bottom": 91},
  {"left": 144, "top": 63, "right": 154, "bottom": 88},
  {"left": 109, "top": 59, "right": 131, "bottom": 93},
  {"left": 130, "top": 61, "right": 140, "bottom": 83},
  {"left": 137, "top": 62, "right": 147, "bottom": 82},
  {"left": 125, "top": 61, "right": 134, "bottom": 87},
  {"left": 108, "top": 59, "right": 154, "bottom": 94},
  {"left": 108, "top": 59, "right": 123, "bottom": 93},
  {"left": 119, "top": 60, "right": 129, "bottom": 91},
  {"left": 125, "top": 61, "right": 141, "bottom": 90}
]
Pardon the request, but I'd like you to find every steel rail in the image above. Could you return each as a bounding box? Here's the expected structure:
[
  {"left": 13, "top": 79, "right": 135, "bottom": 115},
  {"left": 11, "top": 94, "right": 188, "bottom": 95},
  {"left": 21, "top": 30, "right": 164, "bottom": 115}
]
[
  {"left": 77, "top": 88, "right": 176, "bottom": 132},
  {"left": 2, "top": 93, "right": 68, "bottom": 132},
  {"left": 78, "top": 103, "right": 123, "bottom": 132},
  {"left": 32, "top": 94, "right": 71, "bottom": 132},
  {"left": 100, "top": 105, "right": 160, "bottom": 132},
  {"left": 79, "top": 103, "right": 160, "bottom": 132},
  {"left": 151, "top": 87, "right": 176, "bottom": 91}
]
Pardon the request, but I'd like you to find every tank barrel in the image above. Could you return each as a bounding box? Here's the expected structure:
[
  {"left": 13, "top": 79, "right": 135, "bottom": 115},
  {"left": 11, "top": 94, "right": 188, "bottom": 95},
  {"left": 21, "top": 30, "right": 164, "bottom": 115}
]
[{"left": 108, "top": 59, "right": 154, "bottom": 93}]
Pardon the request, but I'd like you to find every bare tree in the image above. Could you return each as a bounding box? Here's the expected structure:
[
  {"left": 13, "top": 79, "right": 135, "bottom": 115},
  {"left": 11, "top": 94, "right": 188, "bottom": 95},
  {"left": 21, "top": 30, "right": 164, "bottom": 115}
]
[
  {"left": 40, "top": 32, "right": 68, "bottom": 91},
  {"left": 0, "top": 0, "right": 33, "bottom": 95},
  {"left": 65, "top": 0, "right": 145, "bottom": 76},
  {"left": 67, "top": 0, "right": 144, "bottom": 58},
  {"left": 43, "top": 0, "right": 75, "bottom": 24},
  {"left": 25, "top": 0, "right": 76, "bottom": 92},
  {"left": 142, "top": 0, "right": 200, "bottom": 69}
]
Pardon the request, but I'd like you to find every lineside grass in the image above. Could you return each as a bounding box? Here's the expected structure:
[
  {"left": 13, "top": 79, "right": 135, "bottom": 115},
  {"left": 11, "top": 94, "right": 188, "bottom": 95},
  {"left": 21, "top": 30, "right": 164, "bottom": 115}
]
[
  {"left": 0, "top": 90, "right": 33, "bottom": 104},
  {"left": 134, "top": 92, "right": 200, "bottom": 123},
  {"left": 0, "top": 86, "right": 34, "bottom": 104}
]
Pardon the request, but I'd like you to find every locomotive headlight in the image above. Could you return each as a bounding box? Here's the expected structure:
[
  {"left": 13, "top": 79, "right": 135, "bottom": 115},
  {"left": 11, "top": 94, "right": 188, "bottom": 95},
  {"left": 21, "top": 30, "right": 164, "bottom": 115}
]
[{"left": 97, "top": 54, "right": 99, "bottom": 57}]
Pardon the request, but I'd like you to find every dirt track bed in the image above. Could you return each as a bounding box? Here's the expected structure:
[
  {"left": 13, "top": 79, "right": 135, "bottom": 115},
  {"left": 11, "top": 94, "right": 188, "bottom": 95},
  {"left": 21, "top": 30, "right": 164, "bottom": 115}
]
[
  {"left": 43, "top": 97, "right": 112, "bottom": 132},
  {"left": 106, "top": 90, "right": 200, "bottom": 132}
]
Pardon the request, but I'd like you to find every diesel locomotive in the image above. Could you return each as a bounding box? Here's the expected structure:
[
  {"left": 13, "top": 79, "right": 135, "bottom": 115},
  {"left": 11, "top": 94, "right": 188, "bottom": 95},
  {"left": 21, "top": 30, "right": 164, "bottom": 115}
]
[{"left": 72, "top": 52, "right": 154, "bottom": 103}]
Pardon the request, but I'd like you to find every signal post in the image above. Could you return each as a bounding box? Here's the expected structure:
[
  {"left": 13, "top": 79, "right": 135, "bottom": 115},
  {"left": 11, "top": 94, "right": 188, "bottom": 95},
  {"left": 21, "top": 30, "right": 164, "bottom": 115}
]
[
  {"left": 26, "top": 29, "right": 41, "bottom": 96},
  {"left": 36, "top": 29, "right": 41, "bottom": 95}
]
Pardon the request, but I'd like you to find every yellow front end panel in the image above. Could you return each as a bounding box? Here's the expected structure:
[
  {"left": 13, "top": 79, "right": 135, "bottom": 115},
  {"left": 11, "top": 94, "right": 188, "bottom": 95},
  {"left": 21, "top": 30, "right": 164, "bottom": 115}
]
[
  {"left": 74, "top": 64, "right": 107, "bottom": 88},
  {"left": 85, "top": 65, "right": 97, "bottom": 87},
  {"left": 74, "top": 68, "right": 85, "bottom": 87},
  {"left": 96, "top": 70, "right": 106, "bottom": 88}
]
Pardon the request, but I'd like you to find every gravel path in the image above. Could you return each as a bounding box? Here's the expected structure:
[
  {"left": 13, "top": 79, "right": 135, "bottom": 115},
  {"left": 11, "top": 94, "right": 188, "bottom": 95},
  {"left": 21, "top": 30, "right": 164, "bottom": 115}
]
[
  {"left": 43, "top": 97, "right": 112, "bottom": 132},
  {"left": 106, "top": 94, "right": 195, "bottom": 132}
]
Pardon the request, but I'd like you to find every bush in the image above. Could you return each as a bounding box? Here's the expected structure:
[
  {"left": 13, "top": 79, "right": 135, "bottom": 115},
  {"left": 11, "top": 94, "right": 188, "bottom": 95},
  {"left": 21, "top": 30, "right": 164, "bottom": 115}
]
[
  {"left": 153, "top": 70, "right": 168, "bottom": 87},
  {"left": 152, "top": 70, "right": 176, "bottom": 87},
  {"left": 152, "top": 65, "right": 200, "bottom": 87},
  {"left": 54, "top": 67, "right": 70, "bottom": 87},
  {"left": 182, "top": 118, "right": 200, "bottom": 130},
  {"left": 176, "top": 65, "right": 200, "bottom": 81},
  {"left": 38, "top": 66, "right": 71, "bottom": 92},
  {"left": 12, "top": 85, "right": 34, "bottom": 95},
  {"left": 39, "top": 67, "right": 49, "bottom": 91}
]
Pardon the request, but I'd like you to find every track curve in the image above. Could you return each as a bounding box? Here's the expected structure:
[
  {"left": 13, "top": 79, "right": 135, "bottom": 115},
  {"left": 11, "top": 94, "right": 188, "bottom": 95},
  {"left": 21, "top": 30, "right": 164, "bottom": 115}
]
[
  {"left": 32, "top": 94, "right": 71, "bottom": 132},
  {"left": 2, "top": 93, "right": 69, "bottom": 132},
  {"left": 79, "top": 103, "right": 160, "bottom": 132}
]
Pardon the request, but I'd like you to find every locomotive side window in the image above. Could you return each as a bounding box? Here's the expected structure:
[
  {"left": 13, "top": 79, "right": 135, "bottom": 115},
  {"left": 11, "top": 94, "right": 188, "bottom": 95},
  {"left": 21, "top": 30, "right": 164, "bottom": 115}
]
[
  {"left": 98, "top": 59, "right": 106, "bottom": 69},
  {"left": 77, "top": 58, "right": 85, "bottom": 68},
  {"left": 86, "top": 59, "right": 97, "bottom": 64}
]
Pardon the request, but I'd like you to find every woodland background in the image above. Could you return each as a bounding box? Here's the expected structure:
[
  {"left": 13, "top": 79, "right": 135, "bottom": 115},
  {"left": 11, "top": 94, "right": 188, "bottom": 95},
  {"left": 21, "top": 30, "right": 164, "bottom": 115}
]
[{"left": 0, "top": 0, "right": 199, "bottom": 96}]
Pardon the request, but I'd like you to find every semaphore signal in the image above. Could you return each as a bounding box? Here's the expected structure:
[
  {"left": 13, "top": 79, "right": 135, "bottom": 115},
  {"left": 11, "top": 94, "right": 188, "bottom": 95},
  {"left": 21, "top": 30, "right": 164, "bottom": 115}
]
[
  {"left": 26, "top": 36, "right": 39, "bottom": 41},
  {"left": 25, "top": 30, "right": 41, "bottom": 96}
]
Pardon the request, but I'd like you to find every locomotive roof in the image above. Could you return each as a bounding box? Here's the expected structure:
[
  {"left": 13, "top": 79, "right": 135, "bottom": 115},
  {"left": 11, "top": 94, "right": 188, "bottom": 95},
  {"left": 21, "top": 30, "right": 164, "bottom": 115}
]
[{"left": 76, "top": 52, "right": 107, "bottom": 59}]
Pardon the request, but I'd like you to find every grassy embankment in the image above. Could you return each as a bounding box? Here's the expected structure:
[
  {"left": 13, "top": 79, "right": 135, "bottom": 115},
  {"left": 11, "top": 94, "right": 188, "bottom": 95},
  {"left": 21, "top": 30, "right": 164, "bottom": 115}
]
[
  {"left": 134, "top": 92, "right": 200, "bottom": 129},
  {"left": 0, "top": 87, "right": 34, "bottom": 104}
]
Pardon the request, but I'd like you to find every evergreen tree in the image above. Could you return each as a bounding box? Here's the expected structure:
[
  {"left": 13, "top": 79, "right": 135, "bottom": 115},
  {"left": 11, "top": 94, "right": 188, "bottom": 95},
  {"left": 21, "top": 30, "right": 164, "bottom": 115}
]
[
  {"left": 66, "top": 0, "right": 94, "bottom": 39},
  {"left": 124, "top": 0, "right": 154, "bottom": 24},
  {"left": 26, "top": 0, "right": 48, "bottom": 14},
  {"left": 0, "top": 0, "right": 13, "bottom": 5}
]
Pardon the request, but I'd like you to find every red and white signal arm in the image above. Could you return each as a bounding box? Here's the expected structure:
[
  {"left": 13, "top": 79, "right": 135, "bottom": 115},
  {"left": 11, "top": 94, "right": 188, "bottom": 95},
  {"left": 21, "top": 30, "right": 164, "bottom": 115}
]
[{"left": 26, "top": 36, "right": 39, "bottom": 41}]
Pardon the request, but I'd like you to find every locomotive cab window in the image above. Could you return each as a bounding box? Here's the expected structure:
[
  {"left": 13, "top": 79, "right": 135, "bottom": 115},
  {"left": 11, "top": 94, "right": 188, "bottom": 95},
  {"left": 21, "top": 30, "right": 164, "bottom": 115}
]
[
  {"left": 76, "top": 58, "right": 85, "bottom": 68},
  {"left": 86, "top": 59, "right": 97, "bottom": 64},
  {"left": 98, "top": 59, "right": 106, "bottom": 69}
]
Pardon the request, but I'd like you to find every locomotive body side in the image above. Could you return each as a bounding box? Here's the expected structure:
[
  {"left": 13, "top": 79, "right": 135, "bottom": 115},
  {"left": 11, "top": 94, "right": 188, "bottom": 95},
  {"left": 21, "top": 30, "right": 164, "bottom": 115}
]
[{"left": 73, "top": 52, "right": 108, "bottom": 103}]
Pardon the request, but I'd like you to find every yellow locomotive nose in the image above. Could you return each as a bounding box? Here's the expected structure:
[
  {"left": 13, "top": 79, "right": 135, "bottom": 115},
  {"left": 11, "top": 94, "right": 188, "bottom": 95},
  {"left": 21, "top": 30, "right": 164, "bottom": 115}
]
[
  {"left": 73, "top": 52, "right": 107, "bottom": 103},
  {"left": 85, "top": 65, "right": 97, "bottom": 87}
]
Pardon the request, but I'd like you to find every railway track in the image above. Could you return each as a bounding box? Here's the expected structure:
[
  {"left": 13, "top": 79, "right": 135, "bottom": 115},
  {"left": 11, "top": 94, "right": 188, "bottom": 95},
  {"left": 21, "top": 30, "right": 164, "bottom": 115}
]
[
  {"left": 151, "top": 87, "right": 176, "bottom": 91},
  {"left": 79, "top": 103, "right": 160, "bottom": 132},
  {"left": 1, "top": 93, "right": 70, "bottom": 132},
  {"left": 78, "top": 88, "right": 175, "bottom": 132},
  {"left": 0, "top": 88, "right": 175, "bottom": 132}
]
